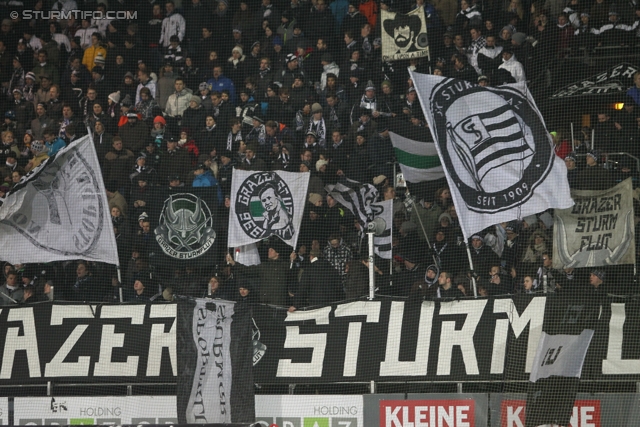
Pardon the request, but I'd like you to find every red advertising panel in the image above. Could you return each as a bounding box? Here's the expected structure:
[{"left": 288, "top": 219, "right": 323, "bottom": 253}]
[
  {"left": 500, "top": 399, "right": 601, "bottom": 427},
  {"left": 380, "top": 399, "right": 476, "bottom": 427}
]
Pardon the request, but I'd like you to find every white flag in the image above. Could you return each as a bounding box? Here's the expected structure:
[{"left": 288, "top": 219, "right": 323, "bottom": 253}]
[
  {"left": 373, "top": 200, "right": 393, "bottom": 259},
  {"left": 0, "top": 135, "right": 119, "bottom": 265},
  {"left": 530, "top": 330, "right": 594, "bottom": 382},
  {"left": 410, "top": 71, "right": 574, "bottom": 241},
  {"left": 228, "top": 169, "right": 309, "bottom": 248}
]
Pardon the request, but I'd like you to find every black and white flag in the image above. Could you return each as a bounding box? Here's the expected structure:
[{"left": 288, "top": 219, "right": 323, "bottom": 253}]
[
  {"left": 228, "top": 169, "right": 309, "bottom": 248},
  {"left": 373, "top": 200, "right": 393, "bottom": 259},
  {"left": 381, "top": 8, "right": 429, "bottom": 61},
  {"left": 0, "top": 134, "right": 119, "bottom": 265},
  {"left": 177, "top": 298, "right": 255, "bottom": 424},
  {"left": 410, "top": 71, "right": 573, "bottom": 241},
  {"left": 525, "top": 295, "right": 596, "bottom": 427},
  {"left": 325, "top": 179, "right": 379, "bottom": 227}
]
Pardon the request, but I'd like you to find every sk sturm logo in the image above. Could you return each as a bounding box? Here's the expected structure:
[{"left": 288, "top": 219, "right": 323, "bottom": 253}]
[
  {"left": 155, "top": 194, "right": 216, "bottom": 259},
  {"left": 430, "top": 79, "right": 553, "bottom": 213},
  {"left": 235, "top": 172, "right": 295, "bottom": 241},
  {"left": 5, "top": 149, "right": 106, "bottom": 255}
]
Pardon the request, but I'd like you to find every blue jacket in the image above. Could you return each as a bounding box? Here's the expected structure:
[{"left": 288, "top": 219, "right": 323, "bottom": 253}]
[
  {"left": 207, "top": 75, "right": 236, "bottom": 104},
  {"left": 46, "top": 137, "right": 67, "bottom": 156},
  {"left": 192, "top": 171, "right": 223, "bottom": 204}
]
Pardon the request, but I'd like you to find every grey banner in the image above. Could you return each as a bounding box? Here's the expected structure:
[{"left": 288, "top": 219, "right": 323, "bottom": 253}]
[{"left": 553, "top": 178, "right": 636, "bottom": 269}]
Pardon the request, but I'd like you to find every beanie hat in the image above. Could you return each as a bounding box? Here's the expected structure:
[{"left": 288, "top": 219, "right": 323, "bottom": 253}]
[
  {"left": 587, "top": 150, "right": 600, "bottom": 162},
  {"left": 108, "top": 92, "right": 120, "bottom": 103},
  {"left": 153, "top": 115, "right": 166, "bottom": 125},
  {"left": 315, "top": 159, "right": 328, "bottom": 171},
  {"left": 308, "top": 193, "right": 323, "bottom": 205},
  {"left": 232, "top": 46, "right": 243, "bottom": 56},
  {"left": 512, "top": 32, "right": 527, "bottom": 45},
  {"left": 121, "top": 94, "right": 132, "bottom": 107},
  {"left": 190, "top": 95, "right": 201, "bottom": 105},
  {"left": 311, "top": 103, "right": 323, "bottom": 114},
  {"left": 31, "top": 140, "right": 45, "bottom": 153},
  {"left": 94, "top": 53, "right": 106, "bottom": 65},
  {"left": 25, "top": 71, "right": 36, "bottom": 81},
  {"left": 373, "top": 175, "right": 387, "bottom": 185},
  {"left": 591, "top": 269, "right": 605, "bottom": 280},
  {"left": 565, "top": 152, "right": 577, "bottom": 162}
]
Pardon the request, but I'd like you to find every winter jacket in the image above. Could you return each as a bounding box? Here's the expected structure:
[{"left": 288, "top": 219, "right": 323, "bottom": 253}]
[
  {"left": 498, "top": 55, "right": 526, "bottom": 82},
  {"left": 159, "top": 12, "right": 186, "bottom": 47},
  {"left": 165, "top": 88, "right": 193, "bottom": 118},
  {"left": 82, "top": 44, "right": 107, "bottom": 71},
  {"left": 320, "top": 62, "right": 340, "bottom": 90}
]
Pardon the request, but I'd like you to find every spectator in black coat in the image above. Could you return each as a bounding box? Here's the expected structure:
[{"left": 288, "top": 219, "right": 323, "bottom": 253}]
[
  {"left": 289, "top": 248, "right": 344, "bottom": 310},
  {"left": 181, "top": 95, "right": 206, "bottom": 136}
]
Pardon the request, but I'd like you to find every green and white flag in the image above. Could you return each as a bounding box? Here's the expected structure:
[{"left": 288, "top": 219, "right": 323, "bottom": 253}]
[{"left": 389, "top": 131, "right": 445, "bottom": 183}]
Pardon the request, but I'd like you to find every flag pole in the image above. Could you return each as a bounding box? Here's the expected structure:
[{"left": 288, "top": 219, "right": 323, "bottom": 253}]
[
  {"left": 367, "top": 231, "right": 375, "bottom": 300},
  {"left": 570, "top": 123, "right": 575, "bottom": 152},
  {"left": 465, "top": 243, "right": 478, "bottom": 297},
  {"left": 407, "top": 198, "right": 439, "bottom": 268},
  {"left": 116, "top": 265, "right": 123, "bottom": 303}
]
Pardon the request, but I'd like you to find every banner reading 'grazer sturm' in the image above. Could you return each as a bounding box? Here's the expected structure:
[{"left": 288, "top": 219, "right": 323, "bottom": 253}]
[
  {"left": 2, "top": 296, "right": 640, "bottom": 386},
  {"left": 0, "top": 134, "right": 119, "bottom": 265},
  {"left": 553, "top": 178, "right": 635, "bottom": 269},
  {"left": 410, "top": 71, "right": 574, "bottom": 241},
  {"left": 228, "top": 169, "right": 309, "bottom": 249},
  {"left": 550, "top": 63, "right": 638, "bottom": 99},
  {"left": 177, "top": 298, "right": 254, "bottom": 425},
  {"left": 381, "top": 8, "right": 429, "bottom": 61}
]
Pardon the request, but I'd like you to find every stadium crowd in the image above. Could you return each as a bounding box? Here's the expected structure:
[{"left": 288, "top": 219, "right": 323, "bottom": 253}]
[{"left": 0, "top": 0, "right": 639, "bottom": 307}]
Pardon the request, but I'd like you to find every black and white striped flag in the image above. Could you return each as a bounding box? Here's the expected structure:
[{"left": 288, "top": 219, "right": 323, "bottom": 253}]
[
  {"left": 326, "top": 179, "right": 393, "bottom": 259},
  {"left": 325, "top": 179, "right": 379, "bottom": 227},
  {"left": 372, "top": 200, "right": 393, "bottom": 259}
]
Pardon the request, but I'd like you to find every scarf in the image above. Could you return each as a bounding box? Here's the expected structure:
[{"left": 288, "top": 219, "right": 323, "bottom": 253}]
[
  {"left": 227, "top": 131, "right": 242, "bottom": 151},
  {"left": 259, "top": 67, "right": 271, "bottom": 79},
  {"left": 307, "top": 118, "right": 326, "bottom": 146}
]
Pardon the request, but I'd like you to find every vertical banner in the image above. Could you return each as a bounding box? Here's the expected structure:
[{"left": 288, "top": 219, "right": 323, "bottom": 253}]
[
  {"left": 553, "top": 178, "right": 635, "bottom": 269},
  {"left": 381, "top": 8, "right": 430, "bottom": 61},
  {"left": 410, "top": 71, "right": 574, "bottom": 241},
  {"left": 177, "top": 298, "right": 255, "bottom": 424}
]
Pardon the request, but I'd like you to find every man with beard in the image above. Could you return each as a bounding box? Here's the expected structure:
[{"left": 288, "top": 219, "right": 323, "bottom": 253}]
[{"left": 382, "top": 12, "right": 423, "bottom": 55}]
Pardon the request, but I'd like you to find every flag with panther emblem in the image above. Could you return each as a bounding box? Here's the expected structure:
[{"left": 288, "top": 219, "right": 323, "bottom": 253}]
[
  {"left": 150, "top": 187, "right": 219, "bottom": 279},
  {"left": 228, "top": 169, "right": 309, "bottom": 248},
  {"left": 410, "top": 71, "right": 573, "bottom": 240}
]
